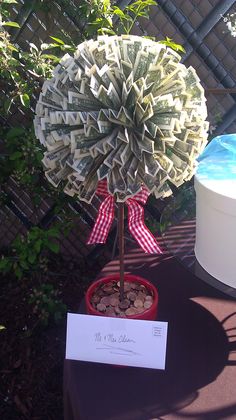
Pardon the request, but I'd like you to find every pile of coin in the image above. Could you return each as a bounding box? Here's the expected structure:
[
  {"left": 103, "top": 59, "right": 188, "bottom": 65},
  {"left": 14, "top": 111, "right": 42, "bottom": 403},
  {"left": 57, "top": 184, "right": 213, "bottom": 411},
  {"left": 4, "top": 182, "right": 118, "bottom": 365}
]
[{"left": 91, "top": 280, "right": 154, "bottom": 317}]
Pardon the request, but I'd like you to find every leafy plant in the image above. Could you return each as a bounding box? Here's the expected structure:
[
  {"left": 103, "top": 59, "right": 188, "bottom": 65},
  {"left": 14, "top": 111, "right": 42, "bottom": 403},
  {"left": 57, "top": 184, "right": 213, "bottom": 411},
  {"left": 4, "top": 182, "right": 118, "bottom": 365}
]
[
  {"left": 0, "top": 0, "right": 20, "bottom": 28},
  {"left": 0, "top": 2, "right": 59, "bottom": 114},
  {"left": 113, "top": 0, "right": 156, "bottom": 35},
  {"left": 29, "top": 283, "right": 67, "bottom": 326},
  {"left": 84, "top": 0, "right": 156, "bottom": 36},
  {"left": 0, "top": 225, "right": 61, "bottom": 279},
  {"left": 159, "top": 37, "right": 185, "bottom": 53},
  {"left": 0, "top": 126, "right": 44, "bottom": 188}
]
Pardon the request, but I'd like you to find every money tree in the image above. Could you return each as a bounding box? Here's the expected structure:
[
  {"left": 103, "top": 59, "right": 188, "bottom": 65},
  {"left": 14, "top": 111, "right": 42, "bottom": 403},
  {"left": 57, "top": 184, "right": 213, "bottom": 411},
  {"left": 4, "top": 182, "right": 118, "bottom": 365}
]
[{"left": 34, "top": 34, "right": 208, "bottom": 299}]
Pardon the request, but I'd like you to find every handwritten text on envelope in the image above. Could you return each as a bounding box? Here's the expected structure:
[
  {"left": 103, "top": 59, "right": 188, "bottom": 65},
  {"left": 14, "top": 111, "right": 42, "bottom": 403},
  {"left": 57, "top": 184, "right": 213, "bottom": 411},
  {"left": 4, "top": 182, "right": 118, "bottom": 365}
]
[{"left": 66, "top": 313, "right": 168, "bottom": 369}]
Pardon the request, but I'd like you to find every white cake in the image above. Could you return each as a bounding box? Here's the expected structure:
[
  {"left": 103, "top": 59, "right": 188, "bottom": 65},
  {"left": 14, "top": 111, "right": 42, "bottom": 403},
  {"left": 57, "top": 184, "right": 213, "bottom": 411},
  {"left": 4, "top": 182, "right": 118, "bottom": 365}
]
[{"left": 194, "top": 160, "right": 236, "bottom": 288}]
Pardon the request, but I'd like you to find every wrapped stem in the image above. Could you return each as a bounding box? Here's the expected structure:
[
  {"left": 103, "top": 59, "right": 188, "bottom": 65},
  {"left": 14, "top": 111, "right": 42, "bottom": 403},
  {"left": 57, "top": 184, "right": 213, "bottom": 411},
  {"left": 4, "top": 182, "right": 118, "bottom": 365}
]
[{"left": 118, "top": 202, "right": 125, "bottom": 301}]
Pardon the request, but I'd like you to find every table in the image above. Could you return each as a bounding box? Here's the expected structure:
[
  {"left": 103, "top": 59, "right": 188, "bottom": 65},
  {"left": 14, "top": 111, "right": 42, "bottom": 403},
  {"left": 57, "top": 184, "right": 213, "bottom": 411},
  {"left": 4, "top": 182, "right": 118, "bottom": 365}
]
[
  {"left": 64, "top": 240, "right": 236, "bottom": 420},
  {"left": 161, "top": 186, "right": 236, "bottom": 298}
]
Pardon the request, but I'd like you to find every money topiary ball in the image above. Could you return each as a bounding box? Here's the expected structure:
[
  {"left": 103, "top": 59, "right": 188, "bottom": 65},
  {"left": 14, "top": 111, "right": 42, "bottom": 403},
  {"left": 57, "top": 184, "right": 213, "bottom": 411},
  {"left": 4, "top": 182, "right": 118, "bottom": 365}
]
[{"left": 34, "top": 35, "right": 209, "bottom": 202}]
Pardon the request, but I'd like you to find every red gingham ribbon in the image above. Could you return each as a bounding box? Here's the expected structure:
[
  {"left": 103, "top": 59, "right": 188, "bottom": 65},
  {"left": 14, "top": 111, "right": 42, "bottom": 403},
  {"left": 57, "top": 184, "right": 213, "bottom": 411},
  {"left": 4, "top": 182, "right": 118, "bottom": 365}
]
[{"left": 87, "top": 181, "right": 162, "bottom": 254}]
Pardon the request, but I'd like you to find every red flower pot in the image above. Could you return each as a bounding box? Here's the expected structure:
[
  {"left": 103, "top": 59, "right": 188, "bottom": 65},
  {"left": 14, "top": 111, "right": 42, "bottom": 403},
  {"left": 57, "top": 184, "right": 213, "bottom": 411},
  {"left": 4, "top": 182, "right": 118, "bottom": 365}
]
[{"left": 85, "top": 273, "right": 158, "bottom": 320}]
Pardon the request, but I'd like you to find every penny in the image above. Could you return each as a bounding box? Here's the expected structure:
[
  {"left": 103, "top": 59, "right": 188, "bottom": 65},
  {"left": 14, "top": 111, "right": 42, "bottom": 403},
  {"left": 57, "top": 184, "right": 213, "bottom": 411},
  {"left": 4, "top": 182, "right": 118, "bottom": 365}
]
[
  {"left": 145, "top": 295, "right": 153, "bottom": 302},
  {"left": 125, "top": 307, "right": 137, "bottom": 316},
  {"left": 127, "top": 291, "right": 137, "bottom": 301},
  {"left": 144, "top": 300, "right": 153, "bottom": 309},
  {"left": 91, "top": 295, "right": 100, "bottom": 304},
  {"left": 110, "top": 292, "right": 119, "bottom": 299},
  {"left": 110, "top": 297, "right": 119, "bottom": 307},
  {"left": 105, "top": 282, "right": 113, "bottom": 288},
  {"left": 137, "top": 292, "right": 146, "bottom": 302},
  {"left": 106, "top": 308, "right": 116, "bottom": 317},
  {"left": 100, "top": 296, "right": 111, "bottom": 306},
  {"left": 134, "top": 299, "right": 144, "bottom": 308},
  {"left": 103, "top": 286, "right": 114, "bottom": 294},
  {"left": 124, "top": 282, "right": 132, "bottom": 292},
  {"left": 114, "top": 305, "right": 122, "bottom": 314},
  {"left": 119, "top": 299, "right": 130, "bottom": 309},
  {"left": 97, "top": 303, "right": 106, "bottom": 312},
  {"left": 135, "top": 307, "right": 144, "bottom": 314}
]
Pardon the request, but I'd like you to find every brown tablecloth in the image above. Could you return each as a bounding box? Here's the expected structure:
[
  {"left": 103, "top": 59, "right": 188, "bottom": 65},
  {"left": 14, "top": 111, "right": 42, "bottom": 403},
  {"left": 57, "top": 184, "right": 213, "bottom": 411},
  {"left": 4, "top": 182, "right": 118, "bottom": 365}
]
[{"left": 64, "top": 246, "right": 236, "bottom": 420}]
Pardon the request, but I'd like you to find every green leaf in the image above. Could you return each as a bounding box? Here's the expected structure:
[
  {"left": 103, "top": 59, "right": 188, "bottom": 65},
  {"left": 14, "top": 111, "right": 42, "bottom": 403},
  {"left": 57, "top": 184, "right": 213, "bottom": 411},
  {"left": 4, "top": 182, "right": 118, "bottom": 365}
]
[
  {"left": 113, "top": 7, "right": 127, "bottom": 19},
  {"left": 49, "top": 36, "right": 65, "bottom": 45},
  {"left": 3, "top": 21, "right": 20, "bottom": 28},
  {"left": 159, "top": 38, "right": 186, "bottom": 53},
  {"left": 36, "top": 151, "right": 43, "bottom": 161},
  {"left": 0, "top": 325, "right": 6, "bottom": 331},
  {"left": 98, "top": 27, "right": 116, "bottom": 35},
  {"left": 3, "top": 97, "right": 14, "bottom": 114},
  {"left": 34, "top": 239, "right": 42, "bottom": 253},
  {"left": 47, "top": 241, "right": 60, "bottom": 253},
  {"left": 19, "top": 259, "right": 29, "bottom": 269},
  {"left": 0, "top": 258, "right": 11, "bottom": 271},
  {"left": 9, "top": 151, "right": 22, "bottom": 160},
  {"left": 8, "top": 44, "right": 18, "bottom": 52},
  {"left": 48, "top": 228, "right": 60, "bottom": 238},
  {"left": 20, "top": 93, "right": 30, "bottom": 108},
  {"left": 41, "top": 54, "right": 60, "bottom": 61},
  {"left": 15, "top": 266, "right": 23, "bottom": 279},
  {"left": 28, "top": 252, "right": 37, "bottom": 264},
  {"left": 6, "top": 127, "right": 25, "bottom": 140}
]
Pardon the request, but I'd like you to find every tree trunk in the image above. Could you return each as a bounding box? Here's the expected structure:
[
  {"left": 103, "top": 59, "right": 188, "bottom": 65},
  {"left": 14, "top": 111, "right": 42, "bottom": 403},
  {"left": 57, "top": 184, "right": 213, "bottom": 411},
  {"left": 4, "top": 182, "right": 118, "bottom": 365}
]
[{"left": 118, "top": 202, "right": 125, "bottom": 301}]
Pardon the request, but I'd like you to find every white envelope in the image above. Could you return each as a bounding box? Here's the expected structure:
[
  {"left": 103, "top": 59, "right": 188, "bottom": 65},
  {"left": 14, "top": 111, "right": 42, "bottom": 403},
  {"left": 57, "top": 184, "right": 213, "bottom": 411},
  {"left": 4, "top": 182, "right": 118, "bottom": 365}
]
[{"left": 66, "top": 313, "right": 168, "bottom": 370}]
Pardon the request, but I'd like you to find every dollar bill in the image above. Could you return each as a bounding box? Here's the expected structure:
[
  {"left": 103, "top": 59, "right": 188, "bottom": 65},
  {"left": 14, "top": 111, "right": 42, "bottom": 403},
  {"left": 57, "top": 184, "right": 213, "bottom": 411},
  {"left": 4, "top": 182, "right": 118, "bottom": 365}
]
[
  {"left": 97, "top": 163, "right": 110, "bottom": 180},
  {"left": 124, "top": 156, "right": 139, "bottom": 181},
  {"left": 67, "top": 91, "right": 101, "bottom": 111},
  {"left": 107, "top": 83, "right": 121, "bottom": 108},
  {"left": 104, "top": 146, "right": 121, "bottom": 168},
  {"left": 39, "top": 91, "right": 62, "bottom": 110},
  {"left": 129, "top": 133, "right": 142, "bottom": 161},
  {"left": 42, "top": 147, "right": 68, "bottom": 169},
  {"left": 98, "top": 64, "right": 121, "bottom": 93},
  {"left": 74, "top": 148, "right": 91, "bottom": 159},
  {"left": 154, "top": 153, "right": 173, "bottom": 173},
  {"left": 64, "top": 181, "right": 76, "bottom": 197},
  {"left": 144, "top": 121, "right": 162, "bottom": 139},
  {"left": 135, "top": 133, "right": 154, "bottom": 155},
  {"left": 108, "top": 107, "right": 133, "bottom": 127},
  {"left": 108, "top": 166, "right": 126, "bottom": 195},
  {"left": 72, "top": 156, "right": 94, "bottom": 181},
  {"left": 126, "top": 175, "right": 142, "bottom": 196},
  {"left": 78, "top": 173, "right": 98, "bottom": 203},
  {"left": 143, "top": 153, "right": 160, "bottom": 177},
  {"left": 45, "top": 166, "right": 71, "bottom": 188}
]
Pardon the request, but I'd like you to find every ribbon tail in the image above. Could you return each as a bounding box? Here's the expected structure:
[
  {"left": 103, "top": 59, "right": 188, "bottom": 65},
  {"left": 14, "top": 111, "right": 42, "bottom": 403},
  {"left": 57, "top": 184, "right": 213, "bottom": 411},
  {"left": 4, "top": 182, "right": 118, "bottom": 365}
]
[
  {"left": 127, "top": 199, "right": 163, "bottom": 254},
  {"left": 87, "top": 196, "right": 114, "bottom": 245}
]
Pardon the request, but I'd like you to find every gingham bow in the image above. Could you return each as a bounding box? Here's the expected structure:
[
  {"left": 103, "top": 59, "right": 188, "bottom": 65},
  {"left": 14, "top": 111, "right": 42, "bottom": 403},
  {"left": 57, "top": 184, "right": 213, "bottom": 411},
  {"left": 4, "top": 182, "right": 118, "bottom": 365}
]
[{"left": 87, "top": 181, "right": 162, "bottom": 254}]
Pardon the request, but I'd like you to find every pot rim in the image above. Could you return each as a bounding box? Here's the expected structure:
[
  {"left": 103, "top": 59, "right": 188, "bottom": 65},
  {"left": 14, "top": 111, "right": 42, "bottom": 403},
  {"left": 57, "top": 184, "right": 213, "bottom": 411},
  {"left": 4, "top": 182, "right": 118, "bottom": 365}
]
[{"left": 85, "top": 273, "right": 158, "bottom": 319}]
